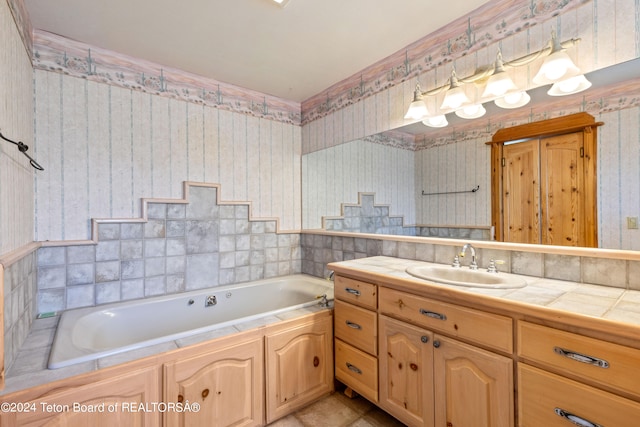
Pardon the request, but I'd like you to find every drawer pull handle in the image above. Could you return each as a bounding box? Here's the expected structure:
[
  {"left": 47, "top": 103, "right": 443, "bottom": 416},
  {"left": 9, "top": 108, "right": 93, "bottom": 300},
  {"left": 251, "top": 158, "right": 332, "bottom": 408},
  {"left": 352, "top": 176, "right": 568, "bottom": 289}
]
[
  {"left": 346, "top": 363, "right": 362, "bottom": 375},
  {"left": 554, "top": 408, "right": 602, "bottom": 427},
  {"left": 345, "top": 287, "right": 361, "bottom": 296},
  {"left": 553, "top": 347, "right": 609, "bottom": 368},
  {"left": 346, "top": 321, "right": 362, "bottom": 330},
  {"left": 420, "top": 308, "right": 447, "bottom": 321}
]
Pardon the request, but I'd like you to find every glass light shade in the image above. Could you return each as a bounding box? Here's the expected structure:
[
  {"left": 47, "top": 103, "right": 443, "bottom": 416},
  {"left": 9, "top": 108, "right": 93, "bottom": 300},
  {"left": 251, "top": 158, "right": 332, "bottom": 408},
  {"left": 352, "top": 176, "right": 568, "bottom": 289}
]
[
  {"left": 482, "top": 71, "right": 517, "bottom": 98},
  {"left": 440, "top": 85, "right": 470, "bottom": 110},
  {"left": 404, "top": 99, "right": 429, "bottom": 120},
  {"left": 455, "top": 104, "right": 487, "bottom": 119},
  {"left": 547, "top": 75, "right": 592, "bottom": 96},
  {"left": 422, "top": 115, "right": 448, "bottom": 128},
  {"left": 533, "top": 49, "right": 581, "bottom": 85},
  {"left": 494, "top": 91, "right": 531, "bottom": 109}
]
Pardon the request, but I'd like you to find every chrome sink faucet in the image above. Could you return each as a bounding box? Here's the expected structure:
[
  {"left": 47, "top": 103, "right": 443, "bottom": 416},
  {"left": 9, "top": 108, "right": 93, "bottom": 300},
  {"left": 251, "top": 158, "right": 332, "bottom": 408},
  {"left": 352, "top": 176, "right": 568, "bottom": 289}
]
[{"left": 459, "top": 243, "right": 478, "bottom": 270}]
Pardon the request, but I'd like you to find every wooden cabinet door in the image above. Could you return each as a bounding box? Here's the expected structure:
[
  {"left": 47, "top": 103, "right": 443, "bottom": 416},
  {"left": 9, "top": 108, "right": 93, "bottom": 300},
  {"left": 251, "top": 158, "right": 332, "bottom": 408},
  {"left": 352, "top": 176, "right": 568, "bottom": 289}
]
[
  {"left": 502, "top": 139, "right": 541, "bottom": 244},
  {"left": 265, "top": 316, "right": 333, "bottom": 423},
  {"left": 163, "top": 337, "right": 264, "bottom": 427},
  {"left": 492, "top": 113, "right": 599, "bottom": 247},
  {"left": 540, "top": 132, "right": 586, "bottom": 246},
  {"left": 9, "top": 366, "right": 161, "bottom": 427},
  {"left": 378, "top": 315, "right": 434, "bottom": 427},
  {"left": 433, "top": 335, "right": 513, "bottom": 427}
]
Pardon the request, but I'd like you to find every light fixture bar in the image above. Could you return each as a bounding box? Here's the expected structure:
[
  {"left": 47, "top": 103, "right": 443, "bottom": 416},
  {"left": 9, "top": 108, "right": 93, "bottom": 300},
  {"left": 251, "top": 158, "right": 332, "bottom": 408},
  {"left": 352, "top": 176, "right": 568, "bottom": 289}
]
[{"left": 405, "top": 32, "right": 587, "bottom": 126}]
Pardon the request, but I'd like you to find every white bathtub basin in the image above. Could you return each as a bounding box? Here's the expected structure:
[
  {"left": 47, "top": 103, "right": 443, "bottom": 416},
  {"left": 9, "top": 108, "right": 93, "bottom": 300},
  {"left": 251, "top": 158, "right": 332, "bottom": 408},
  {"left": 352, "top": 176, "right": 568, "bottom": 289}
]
[
  {"left": 406, "top": 265, "right": 527, "bottom": 289},
  {"left": 48, "top": 274, "right": 333, "bottom": 369}
]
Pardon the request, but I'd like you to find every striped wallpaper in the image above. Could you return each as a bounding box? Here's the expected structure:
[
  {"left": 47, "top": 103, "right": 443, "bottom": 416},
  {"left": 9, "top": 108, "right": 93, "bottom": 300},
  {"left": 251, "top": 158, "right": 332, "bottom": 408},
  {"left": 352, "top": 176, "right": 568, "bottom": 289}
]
[
  {"left": 33, "top": 71, "right": 302, "bottom": 242},
  {"left": 302, "top": 139, "right": 415, "bottom": 229},
  {"left": 0, "top": 0, "right": 34, "bottom": 256}
]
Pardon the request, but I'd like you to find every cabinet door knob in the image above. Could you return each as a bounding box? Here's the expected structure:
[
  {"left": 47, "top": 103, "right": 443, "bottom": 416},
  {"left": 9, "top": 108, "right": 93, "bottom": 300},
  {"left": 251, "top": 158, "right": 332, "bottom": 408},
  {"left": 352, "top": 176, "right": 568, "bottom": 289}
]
[
  {"left": 421, "top": 336, "right": 429, "bottom": 343},
  {"left": 201, "top": 388, "right": 209, "bottom": 399},
  {"left": 313, "top": 356, "right": 320, "bottom": 367},
  {"left": 177, "top": 394, "right": 184, "bottom": 403},
  {"left": 433, "top": 340, "right": 441, "bottom": 348}
]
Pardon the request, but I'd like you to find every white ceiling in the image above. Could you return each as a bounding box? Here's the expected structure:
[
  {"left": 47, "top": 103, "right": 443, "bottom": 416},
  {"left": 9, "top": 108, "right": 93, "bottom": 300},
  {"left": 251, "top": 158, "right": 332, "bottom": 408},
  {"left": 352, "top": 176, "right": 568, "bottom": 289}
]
[{"left": 24, "top": 0, "right": 490, "bottom": 102}]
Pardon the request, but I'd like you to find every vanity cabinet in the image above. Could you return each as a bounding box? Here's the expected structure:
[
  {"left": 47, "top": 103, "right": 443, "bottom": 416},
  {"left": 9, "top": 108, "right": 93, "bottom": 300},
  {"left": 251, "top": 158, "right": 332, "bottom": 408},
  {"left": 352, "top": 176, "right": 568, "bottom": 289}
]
[
  {"left": 378, "top": 288, "right": 514, "bottom": 427},
  {"left": 378, "top": 315, "right": 434, "bottom": 427},
  {"left": 163, "top": 337, "right": 264, "bottom": 427},
  {"left": 333, "top": 276, "right": 378, "bottom": 402},
  {"left": 265, "top": 315, "right": 333, "bottom": 423},
  {"left": 517, "top": 321, "right": 640, "bottom": 426},
  {"left": 1, "top": 365, "right": 161, "bottom": 426}
]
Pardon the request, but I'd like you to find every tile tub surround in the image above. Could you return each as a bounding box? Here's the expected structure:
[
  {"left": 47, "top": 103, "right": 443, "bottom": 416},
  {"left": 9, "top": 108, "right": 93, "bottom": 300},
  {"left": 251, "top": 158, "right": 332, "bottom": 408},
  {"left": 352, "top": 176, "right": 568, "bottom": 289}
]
[
  {"left": 322, "top": 193, "right": 492, "bottom": 240},
  {"left": 2, "top": 251, "right": 37, "bottom": 372},
  {"left": 36, "top": 183, "right": 302, "bottom": 314},
  {"left": 301, "top": 232, "right": 640, "bottom": 291}
]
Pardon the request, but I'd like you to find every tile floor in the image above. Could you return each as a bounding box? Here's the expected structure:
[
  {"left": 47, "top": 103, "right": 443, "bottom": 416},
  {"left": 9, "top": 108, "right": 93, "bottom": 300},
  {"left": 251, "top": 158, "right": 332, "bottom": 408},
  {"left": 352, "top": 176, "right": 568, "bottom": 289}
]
[{"left": 267, "top": 386, "right": 406, "bottom": 427}]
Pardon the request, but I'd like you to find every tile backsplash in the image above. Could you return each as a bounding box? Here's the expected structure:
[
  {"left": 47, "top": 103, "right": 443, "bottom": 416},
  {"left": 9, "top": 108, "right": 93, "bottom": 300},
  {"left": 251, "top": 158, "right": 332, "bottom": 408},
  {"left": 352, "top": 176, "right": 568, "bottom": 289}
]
[
  {"left": 300, "top": 234, "right": 640, "bottom": 292},
  {"left": 36, "top": 184, "right": 301, "bottom": 314}
]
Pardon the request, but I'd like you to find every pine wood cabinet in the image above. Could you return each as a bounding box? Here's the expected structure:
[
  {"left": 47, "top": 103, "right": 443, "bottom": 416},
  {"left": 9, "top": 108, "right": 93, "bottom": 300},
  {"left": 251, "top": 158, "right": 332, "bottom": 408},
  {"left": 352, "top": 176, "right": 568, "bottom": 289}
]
[
  {"left": 163, "top": 337, "right": 264, "bottom": 427},
  {"left": 2, "top": 366, "right": 161, "bottom": 427},
  {"left": 433, "top": 335, "right": 513, "bottom": 427},
  {"left": 333, "top": 277, "right": 378, "bottom": 403},
  {"left": 378, "top": 315, "right": 434, "bottom": 427},
  {"left": 378, "top": 307, "right": 513, "bottom": 427},
  {"left": 329, "top": 261, "right": 640, "bottom": 427},
  {"left": 517, "top": 321, "right": 640, "bottom": 426},
  {"left": 265, "top": 315, "right": 333, "bottom": 423},
  {"left": 2, "top": 310, "right": 333, "bottom": 427}
]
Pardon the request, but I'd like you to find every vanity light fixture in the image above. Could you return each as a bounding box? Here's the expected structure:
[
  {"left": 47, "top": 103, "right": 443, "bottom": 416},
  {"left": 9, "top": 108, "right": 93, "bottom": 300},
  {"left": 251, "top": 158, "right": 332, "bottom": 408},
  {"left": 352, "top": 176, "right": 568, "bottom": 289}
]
[
  {"left": 455, "top": 103, "right": 487, "bottom": 119},
  {"left": 404, "top": 83, "right": 430, "bottom": 119},
  {"left": 481, "top": 51, "right": 517, "bottom": 98},
  {"left": 422, "top": 115, "right": 449, "bottom": 128},
  {"left": 440, "top": 69, "right": 471, "bottom": 110},
  {"left": 404, "top": 31, "right": 590, "bottom": 128},
  {"left": 547, "top": 74, "right": 592, "bottom": 96},
  {"left": 494, "top": 90, "right": 531, "bottom": 109},
  {"left": 532, "top": 32, "right": 581, "bottom": 85}
]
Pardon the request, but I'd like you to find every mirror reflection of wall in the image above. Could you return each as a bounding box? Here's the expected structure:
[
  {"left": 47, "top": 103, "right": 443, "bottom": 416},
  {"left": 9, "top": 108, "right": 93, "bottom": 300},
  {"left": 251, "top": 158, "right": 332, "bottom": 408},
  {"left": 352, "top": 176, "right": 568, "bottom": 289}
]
[{"left": 301, "top": 61, "right": 640, "bottom": 251}]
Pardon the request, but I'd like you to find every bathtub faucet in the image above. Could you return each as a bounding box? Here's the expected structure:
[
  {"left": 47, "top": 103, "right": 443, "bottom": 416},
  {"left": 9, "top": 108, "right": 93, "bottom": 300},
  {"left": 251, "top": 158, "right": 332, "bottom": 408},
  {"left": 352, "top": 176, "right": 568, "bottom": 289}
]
[
  {"left": 316, "top": 294, "right": 329, "bottom": 308},
  {"left": 205, "top": 295, "right": 217, "bottom": 307}
]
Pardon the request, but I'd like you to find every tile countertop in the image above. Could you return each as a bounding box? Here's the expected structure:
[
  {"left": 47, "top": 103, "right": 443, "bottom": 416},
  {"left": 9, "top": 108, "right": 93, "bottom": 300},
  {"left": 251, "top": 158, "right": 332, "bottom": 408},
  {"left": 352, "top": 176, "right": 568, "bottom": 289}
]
[{"left": 328, "top": 256, "right": 640, "bottom": 342}]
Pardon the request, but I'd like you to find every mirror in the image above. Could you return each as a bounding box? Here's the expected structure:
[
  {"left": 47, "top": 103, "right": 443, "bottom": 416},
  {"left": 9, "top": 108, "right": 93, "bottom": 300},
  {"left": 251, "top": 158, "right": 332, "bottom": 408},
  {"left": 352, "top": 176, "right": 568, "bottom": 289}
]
[{"left": 302, "top": 59, "right": 640, "bottom": 250}]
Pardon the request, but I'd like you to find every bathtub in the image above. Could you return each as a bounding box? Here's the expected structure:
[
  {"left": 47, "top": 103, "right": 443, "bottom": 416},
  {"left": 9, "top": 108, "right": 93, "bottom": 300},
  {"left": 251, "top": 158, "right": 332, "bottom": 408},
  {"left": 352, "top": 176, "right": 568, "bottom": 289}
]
[{"left": 48, "top": 274, "right": 333, "bottom": 369}]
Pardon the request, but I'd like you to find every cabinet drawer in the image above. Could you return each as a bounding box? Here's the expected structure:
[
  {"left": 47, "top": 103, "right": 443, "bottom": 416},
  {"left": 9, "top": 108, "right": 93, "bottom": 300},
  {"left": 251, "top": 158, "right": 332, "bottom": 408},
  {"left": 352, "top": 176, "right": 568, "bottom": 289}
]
[
  {"left": 334, "top": 276, "right": 377, "bottom": 309},
  {"left": 335, "top": 339, "right": 378, "bottom": 402},
  {"left": 518, "top": 321, "right": 640, "bottom": 398},
  {"left": 334, "top": 300, "right": 377, "bottom": 356},
  {"left": 519, "top": 363, "right": 640, "bottom": 427},
  {"left": 379, "top": 287, "right": 513, "bottom": 353}
]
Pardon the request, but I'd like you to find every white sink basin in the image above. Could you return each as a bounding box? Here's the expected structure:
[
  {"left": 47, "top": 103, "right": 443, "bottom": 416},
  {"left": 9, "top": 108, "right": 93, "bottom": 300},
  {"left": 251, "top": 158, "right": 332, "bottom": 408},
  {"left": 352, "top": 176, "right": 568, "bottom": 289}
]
[{"left": 405, "top": 265, "right": 527, "bottom": 289}]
